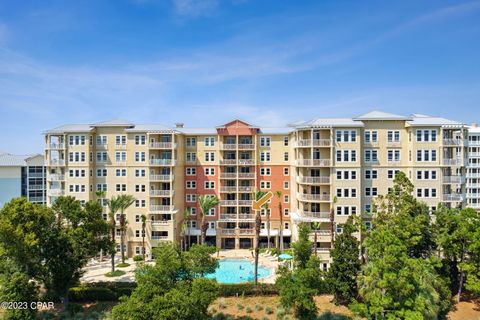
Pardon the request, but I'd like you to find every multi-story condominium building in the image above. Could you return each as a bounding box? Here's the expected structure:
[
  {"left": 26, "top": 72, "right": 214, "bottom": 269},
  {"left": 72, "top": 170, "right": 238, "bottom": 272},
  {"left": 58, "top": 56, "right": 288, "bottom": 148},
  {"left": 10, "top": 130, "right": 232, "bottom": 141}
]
[
  {"left": 44, "top": 111, "right": 469, "bottom": 266},
  {"left": 0, "top": 152, "right": 46, "bottom": 207},
  {"left": 467, "top": 124, "right": 480, "bottom": 210}
]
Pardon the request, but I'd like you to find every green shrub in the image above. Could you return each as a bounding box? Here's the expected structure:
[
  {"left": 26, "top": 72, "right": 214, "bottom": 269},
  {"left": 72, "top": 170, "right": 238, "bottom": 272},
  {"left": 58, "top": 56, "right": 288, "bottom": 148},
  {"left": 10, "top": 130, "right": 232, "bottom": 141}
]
[
  {"left": 133, "top": 255, "right": 144, "bottom": 262},
  {"left": 270, "top": 248, "right": 280, "bottom": 256},
  {"left": 246, "top": 306, "right": 253, "bottom": 313},
  {"left": 67, "top": 303, "right": 84, "bottom": 316},
  {"left": 105, "top": 270, "right": 126, "bottom": 277},
  {"left": 265, "top": 306, "right": 274, "bottom": 314},
  {"left": 69, "top": 282, "right": 137, "bottom": 302},
  {"left": 261, "top": 317, "right": 269, "bottom": 320},
  {"left": 213, "top": 312, "right": 227, "bottom": 320},
  {"left": 255, "top": 304, "right": 263, "bottom": 311},
  {"left": 237, "top": 303, "right": 244, "bottom": 310},
  {"left": 219, "top": 283, "right": 278, "bottom": 296},
  {"left": 116, "top": 262, "right": 130, "bottom": 268}
]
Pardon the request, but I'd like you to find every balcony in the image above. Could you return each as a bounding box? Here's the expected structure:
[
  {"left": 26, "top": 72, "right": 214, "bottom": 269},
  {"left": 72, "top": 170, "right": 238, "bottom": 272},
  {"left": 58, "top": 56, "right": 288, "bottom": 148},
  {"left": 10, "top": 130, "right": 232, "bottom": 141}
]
[
  {"left": 151, "top": 220, "right": 173, "bottom": 226},
  {"left": 311, "top": 230, "right": 331, "bottom": 236},
  {"left": 96, "top": 143, "right": 108, "bottom": 149},
  {"left": 443, "top": 194, "right": 464, "bottom": 202},
  {"left": 220, "top": 159, "right": 237, "bottom": 165},
  {"left": 29, "top": 172, "right": 44, "bottom": 178},
  {"left": 49, "top": 143, "right": 65, "bottom": 149},
  {"left": 149, "top": 174, "right": 172, "bottom": 182},
  {"left": 302, "top": 211, "right": 331, "bottom": 220},
  {"left": 467, "top": 162, "right": 480, "bottom": 168},
  {"left": 219, "top": 229, "right": 236, "bottom": 235},
  {"left": 151, "top": 236, "right": 169, "bottom": 240},
  {"left": 28, "top": 185, "right": 44, "bottom": 190},
  {"left": 150, "top": 159, "right": 174, "bottom": 166},
  {"left": 238, "top": 144, "right": 255, "bottom": 150},
  {"left": 468, "top": 141, "right": 480, "bottom": 146},
  {"left": 468, "top": 183, "right": 480, "bottom": 188},
  {"left": 443, "top": 175, "right": 464, "bottom": 184},
  {"left": 220, "top": 173, "right": 237, "bottom": 179},
  {"left": 443, "top": 158, "right": 463, "bottom": 166},
  {"left": 238, "top": 200, "right": 253, "bottom": 206},
  {"left": 239, "top": 229, "right": 254, "bottom": 235},
  {"left": 238, "top": 159, "right": 255, "bottom": 165},
  {"left": 238, "top": 173, "right": 255, "bottom": 179},
  {"left": 115, "top": 144, "right": 127, "bottom": 150},
  {"left": 29, "top": 196, "right": 45, "bottom": 202},
  {"left": 298, "top": 194, "right": 331, "bottom": 202},
  {"left": 443, "top": 139, "right": 465, "bottom": 146},
  {"left": 220, "top": 214, "right": 237, "bottom": 221},
  {"left": 220, "top": 186, "right": 237, "bottom": 192},
  {"left": 48, "top": 174, "right": 64, "bottom": 181},
  {"left": 150, "top": 205, "right": 174, "bottom": 212},
  {"left": 150, "top": 142, "right": 175, "bottom": 149},
  {"left": 467, "top": 173, "right": 480, "bottom": 178},
  {"left": 48, "top": 189, "right": 64, "bottom": 196},
  {"left": 315, "top": 247, "right": 331, "bottom": 253},
  {"left": 220, "top": 200, "right": 237, "bottom": 206},
  {"left": 295, "top": 139, "right": 331, "bottom": 147},
  {"left": 296, "top": 176, "right": 330, "bottom": 184},
  {"left": 239, "top": 214, "right": 255, "bottom": 220},
  {"left": 221, "top": 144, "right": 237, "bottom": 150},
  {"left": 238, "top": 186, "right": 253, "bottom": 192},
  {"left": 468, "top": 152, "right": 480, "bottom": 157},
  {"left": 295, "top": 159, "right": 331, "bottom": 167},
  {"left": 49, "top": 159, "right": 65, "bottom": 166},
  {"left": 150, "top": 190, "right": 173, "bottom": 197}
]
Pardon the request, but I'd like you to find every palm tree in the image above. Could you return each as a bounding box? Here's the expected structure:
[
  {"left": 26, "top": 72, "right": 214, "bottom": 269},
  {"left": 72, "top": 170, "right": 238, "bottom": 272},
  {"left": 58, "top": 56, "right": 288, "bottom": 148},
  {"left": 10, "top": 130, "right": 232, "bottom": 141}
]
[
  {"left": 182, "top": 207, "right": 192, "bottom": 251},
  {"left": 330, "top": 196, "right": 338, "bottom": 248},
  {"left": 141, "top": 214, "right": 146, "bottom": 260},
  {"left": 275, "top": 191, "right": 284, "bottom": 252},
  {"left": 95, "top": 190, "right": 107, "bottom": 261},
  {"left": 198, "top": 195, "right": 219, "bottom": 245},
  {"left": 253, "top": 190, "right": 268, "bottom": 285},
  {"left": 117, "top": 194, "right": 136, "bottom": 264},
  {"left": 265, "top": 203, "right": 271, "bottom": 250},
  {"left": 106, "top": 195, "right": 122, "bottom": 273},
  {"left": 311, "top": 221, "right": 322, "bottom": 256}
]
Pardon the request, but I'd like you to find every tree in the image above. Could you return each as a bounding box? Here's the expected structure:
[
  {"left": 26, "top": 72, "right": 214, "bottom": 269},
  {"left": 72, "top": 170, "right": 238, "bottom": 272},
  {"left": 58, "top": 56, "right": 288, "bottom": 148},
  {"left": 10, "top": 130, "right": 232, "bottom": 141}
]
[
  {"left": 265, "top": 202, "right": 271, "bottom": 250},
  {"left": 253, "top": 190, "right": 268, "bottom": 285},
  {"left": 435, "top": 206, "right": 480, "bottom": 301},
  {"left": 183, "top": 244, "right": 218, "bottom": 277},
  {"left": 0, "top": 260, "right": 38, "bottom": 320},
  {"left": 311, "top": 221, "right": 321, "bottom": 256},
  {"left": 141, "top": 214, "right": 147, "bottom": 260},
  {"left": 275, "top": 191, "right": 284, "bottom": 251},
  {"left": 111, "top": 243, "right": 219, "bottom": 320},
  {"left": 326, "top": 216, "right": 360, "bottom": 304},
  {"left": 106, "top": 195, "right": 122, "bottom": 273},
  {"left": 197, "top": 195, "right": 219, "bottom": 245},
  {"left": 117, "top": 194, "right": 136, "bottom": 264},
  {"left": 182, "top": 207, "right": 192, "bottom": 251},
  {"left": 293, "top": 223, "right": 312, "bottom": 269}
]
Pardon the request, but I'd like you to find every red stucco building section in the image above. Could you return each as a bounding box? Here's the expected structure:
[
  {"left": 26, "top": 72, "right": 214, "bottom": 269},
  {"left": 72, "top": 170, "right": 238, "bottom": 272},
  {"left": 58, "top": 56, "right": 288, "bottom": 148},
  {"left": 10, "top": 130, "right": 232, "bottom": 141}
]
[{"left": 256, "top": 165, "right": 290, "bottom": 220}]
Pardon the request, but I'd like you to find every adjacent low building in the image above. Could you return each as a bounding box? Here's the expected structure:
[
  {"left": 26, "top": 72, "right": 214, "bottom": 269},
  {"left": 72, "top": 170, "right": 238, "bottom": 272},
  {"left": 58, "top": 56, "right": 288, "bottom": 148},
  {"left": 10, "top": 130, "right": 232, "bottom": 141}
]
[
  {"left": 43, "top": 111, "right": 472, "bottom": 267},
  {"left": 0, "top": 152, "right": 46, "bottom": 207}
]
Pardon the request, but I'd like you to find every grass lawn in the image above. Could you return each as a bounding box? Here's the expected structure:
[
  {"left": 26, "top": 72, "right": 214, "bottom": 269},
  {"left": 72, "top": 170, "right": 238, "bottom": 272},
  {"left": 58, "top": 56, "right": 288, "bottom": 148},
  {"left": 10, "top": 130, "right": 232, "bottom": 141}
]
[
  {"left": 116, "top": 263, "right": 130, "bottom": 268},
  {"left": 105, "top": 270, "right": 126, "bottom": 277}
]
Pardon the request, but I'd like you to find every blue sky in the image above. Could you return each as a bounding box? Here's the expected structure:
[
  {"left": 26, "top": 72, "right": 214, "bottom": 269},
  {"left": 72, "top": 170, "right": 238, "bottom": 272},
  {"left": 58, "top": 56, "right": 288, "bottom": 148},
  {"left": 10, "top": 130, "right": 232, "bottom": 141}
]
[{"left": 1, "top": 0, "right": 480, "bottom": 154}]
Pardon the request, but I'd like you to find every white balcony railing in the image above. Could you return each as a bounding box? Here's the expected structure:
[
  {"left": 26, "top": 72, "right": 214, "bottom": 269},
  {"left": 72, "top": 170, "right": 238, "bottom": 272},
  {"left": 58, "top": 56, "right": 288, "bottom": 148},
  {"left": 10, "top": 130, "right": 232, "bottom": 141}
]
[
  {"left": 150, "top": 142, "right": 174, "bottom": 149},
  {"left": 443, "top": 139, "right": 465, "bottom": 146},
  {"left": 238, "top": 144, "right": 255, "bottom": 150},
  {"left": 239, "top": 229, "right": 254, "bottom": 235},
  {"left": 149, "top": 205, "right": 174, "bottom": 212},
  {"left": 468, "top": 141, "right": 480, "bottom": 146},
  {"left": 220, "top": 173, "right": 237, "bottom": 179},
  {"left": 150, "top": 190, "right": 173, "bottom": 197},
  {"left": 151, "top": 220, "right": 172, "bottom": 225},
  {"left": 443, "top": 194, "right": 464, "bottom": 202},
  {"left": 443, "top": 175, "right": 464, "bottom": 184},
  {"left": 238, "top": 159, "right": 254, "bottom": 165},
  {"left": 151, "top": 236, "right": 169, "bottom": 240},
  {"left": 221, "top": 144, "right": 237, "bottom": 150},
  {"left": 220, "top": 214, "right": 237, "bottom": 220},
  {"left": 295, "top": 139, "right": 331, "bottom": 147},
  {"left": 48, "top": 174, "right": 65, "bottom": 181},
  {"left": 220, "top": 186, "right": 237, "bottom": 192},
  {"left": 49, "top": 143, "right": 65, "bottom": 149},
  {"left": 298, "top": 194, "right": 331, "bottom": 202},
  {"left": 150, "top": 159, "right": 174, "bottom": 166},
  {"left": 220, "top": 200, "right": 237, "bottom": 206},
  {"left": 48, "top": 189, "right": 64, "bottom": 196},
  {"left": 295, "top": 159, "right": 331, "bottom": 167},
  {"left": 49, "top": 159, "right": 65, "bottom": 166},
  {"left": 297, "top": 176, "right": 330, "bottom": 184},
  {"left": 238, "top": 173, "right": 255, "bottom": 179},
  {"left": 28, "top": 185, "right": 44, "bottom": 190},
  {"left": 220, "top": 159, "right": 237, "bottom": 165},
  {"left": 467, "top": 173, "right": 480, "bottom": 178},
  {"left": 149, "top": 174, "right": 172, "bottom": 181},
  {"left": 443, "top": 159, "right": 463, "bottom": 166},
  {"left": 219, "top": 229, "right": 236, "bottom": 235},
  {"left": 302, "top": 211, "right": 331, "bottom": 220},
  {"left": 238, "top": 186, "right": 253, "bottom": 192},
  {"left": 238, "top": 200, "right": 252, "bottom": 206},
  {"left": 239, "top": 214, "right": 255, "bottom": 220}
]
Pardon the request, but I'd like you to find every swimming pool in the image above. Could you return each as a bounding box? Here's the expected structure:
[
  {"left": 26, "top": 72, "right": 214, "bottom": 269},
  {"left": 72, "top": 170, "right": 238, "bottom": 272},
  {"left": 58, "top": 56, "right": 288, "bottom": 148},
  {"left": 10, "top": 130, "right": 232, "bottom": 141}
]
[{"left": 205, "top": 259, "right": 272, "bottom": 283}]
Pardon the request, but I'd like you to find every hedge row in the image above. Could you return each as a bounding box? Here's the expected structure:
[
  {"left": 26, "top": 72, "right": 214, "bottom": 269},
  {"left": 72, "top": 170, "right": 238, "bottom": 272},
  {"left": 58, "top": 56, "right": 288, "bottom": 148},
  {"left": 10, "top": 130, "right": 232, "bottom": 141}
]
[{"left": 69, "top": 282, "right": 278, "bottom": 302}]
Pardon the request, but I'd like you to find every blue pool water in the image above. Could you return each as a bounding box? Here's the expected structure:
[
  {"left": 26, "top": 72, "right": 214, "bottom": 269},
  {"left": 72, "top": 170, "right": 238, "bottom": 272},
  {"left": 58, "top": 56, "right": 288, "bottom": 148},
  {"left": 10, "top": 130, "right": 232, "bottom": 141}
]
[{"left": 205, "top": 259, "right": 272, "bottom": 283}]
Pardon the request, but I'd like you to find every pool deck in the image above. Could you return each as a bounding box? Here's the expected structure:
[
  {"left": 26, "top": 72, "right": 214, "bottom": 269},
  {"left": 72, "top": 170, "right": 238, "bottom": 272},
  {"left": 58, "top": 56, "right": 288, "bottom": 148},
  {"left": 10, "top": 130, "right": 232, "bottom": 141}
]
[{"left": 214, "top": 249, "right": 280, "bottom": 284}]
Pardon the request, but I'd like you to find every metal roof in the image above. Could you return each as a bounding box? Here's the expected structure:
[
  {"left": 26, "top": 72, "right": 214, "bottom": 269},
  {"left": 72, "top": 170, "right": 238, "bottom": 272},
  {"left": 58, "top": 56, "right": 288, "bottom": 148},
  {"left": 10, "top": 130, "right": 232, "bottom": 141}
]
[
  {"left": 125, "top": 124, "right": 176, "bottom": 133},
  {"left": 354, "top": 110, "right": 412, "bottom": 121},
  {"left": 408, "top": 114, "right": 464, "bottom": 127},
  {"left": 292, "top": 118, "right": 364, "bottom": 128},
  {"left": 43, "top": 124, "right": 93, "bottom": 134},
  {"left": 92, "top": 119, "right": 134, "bottom": 127},
  {"left": 0, "top": 153, "right": 42, "bottom": 167}
]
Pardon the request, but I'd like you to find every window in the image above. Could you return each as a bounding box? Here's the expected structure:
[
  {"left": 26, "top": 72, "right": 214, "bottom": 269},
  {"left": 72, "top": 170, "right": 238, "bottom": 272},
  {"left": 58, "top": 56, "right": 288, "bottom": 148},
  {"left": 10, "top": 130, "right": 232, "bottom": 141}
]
[
  {"left": 69, "top": 169, "right": 86, "bottom": 177},
  {"left": 364, "top": 150, "right": 378, "bottom": 162},
  {"left": 260, "top": 181, "right": 271, "bottom": 189},
  {"left": 96, "top": 152, "right": 107, "bottom": 163},
  {"left": 365, "top": 170, "right": 378, "bottom": 180},
  {"left": 116, "top": 169, "right": 127, "bottom": 177},
  {"left": 336, "top": 206, "right": 357, "bottom": 216},
  {"left": 186, "top": 137, "right": 196, "bottom": 147},
  {"left": 416, "top": 170, "right": 437, "bottom": 180},
  {"left": 69, "top": 152, "right": 86, "bottom": 162},
  {"left": 135, "top": 200, "right": 146, "bottom": 207},
  {"left": 135, "top": 215, "right": 140, "bottom": 223},
  {"left": 135, "top": 185, "right": 146, "bottom": 192},
  {"left": 335, "top": 130, "right": 357, "bottom": 142},
  {"left": 96, "top": 169, "right": 107, "bottom": 177},
  {"left": 135, "top": 169, "right": 146, "bottom": 177},
  {"left": 69, "top": 135, "right": 86, "bottom": 145},
  {"left": 416, "top": 149, "right": 437, "bottom": 162},
  {"left": 365, "top": 187, "right": 378, "bottom": 197},
  {"left": 204, "top": 152, "right": 215, "bottom": 162},
  {"left": 260, "top": 152, "right": 271, "bottom": 162},
  {"left": 204, "top": 137, "right": 215, "bottom": 147},
  {"left": 260, "top": 167, "right": 271, "bottom": 176},
  {"left": 116, "top": 135, "right": 126, "bottom": 145},
  {"left": 190, "top": 207, "right": 197, "bottom": 215},
  {"left": 96, "top": 135, "right": 107, "bottom": 145},
  {"left": 336, "top": 170, "right": 357, "bottom": 180},
  {"left": 135, "top": 135, "right": 146, "bottom": 145},
  {"left": 416, "top": 188, "right": 438, "bottom": 198},
  {"left": 387, "top": 150, "right": 401, "bottom": 162},
  {"left": 135, "top": 152, "right": 146, "bottom": 162},
  {"left": 284, "top": 208, "right": 289, "bottom": 216},
  {"left": 186, "top": 152, "right": 196, "bottom": 162},
  {"left": 387, "top": 169, "right": 401, "bottom": 179},
  {"left": 260, "top": 137, "right": 271, "bottom": 147},
  {"left": 416, "top": 129, "right": 437, "bottom": 142},
  {"left": 284, "top": 195, "right": 289, "bottom": 203},
  {"left": 186, "top": 194, "right": 197, "bottom": 202},
  {"left": 204, "top": 168, "right": 215, "bottom": 176},
  {"left": 186, "top": 167, "right": 196, "bottom": 175},
  {"left": 336, "top": 188, "right": 357, "bottom": 198},
  {"left": 387, "top": 130, "right": 400, "bottom": 142},
  {"left": 96, "top": 184, "right": 107, "bottom": 191},
  {"left": 68, "top": 185, "right": 86, "bottom": 193},
  {"left": 284, "top": 152, "right": 289, "bottom": 161},
  {"left": 283, "top": 136, "right": 289, "bottom": 146},
  {"left": 115, "top": 152, "right": 126, "bottom": 163},
  {"left": 204, "top": 181, "right": 215, "bottom": 189},
  {"left": 116, "top": 184, "right": 127, "bottom": 192},
  {"left": 364, "top": 131, "right": 378, "bottom": 143},
  {"left": 284, "top": 167, "right": 289, "bottom": 176},
  {"left": 284, "top": 181, "right": 289, "bottom": 189},
  {"left": 206, "top": 208, "right": 216, "bottom": 216},
  {"left": 186, "top": 181, "right": 197, "bottom": 189},
  {"left": 336, "top": 150, "right": 356, "bottom": 162}
]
